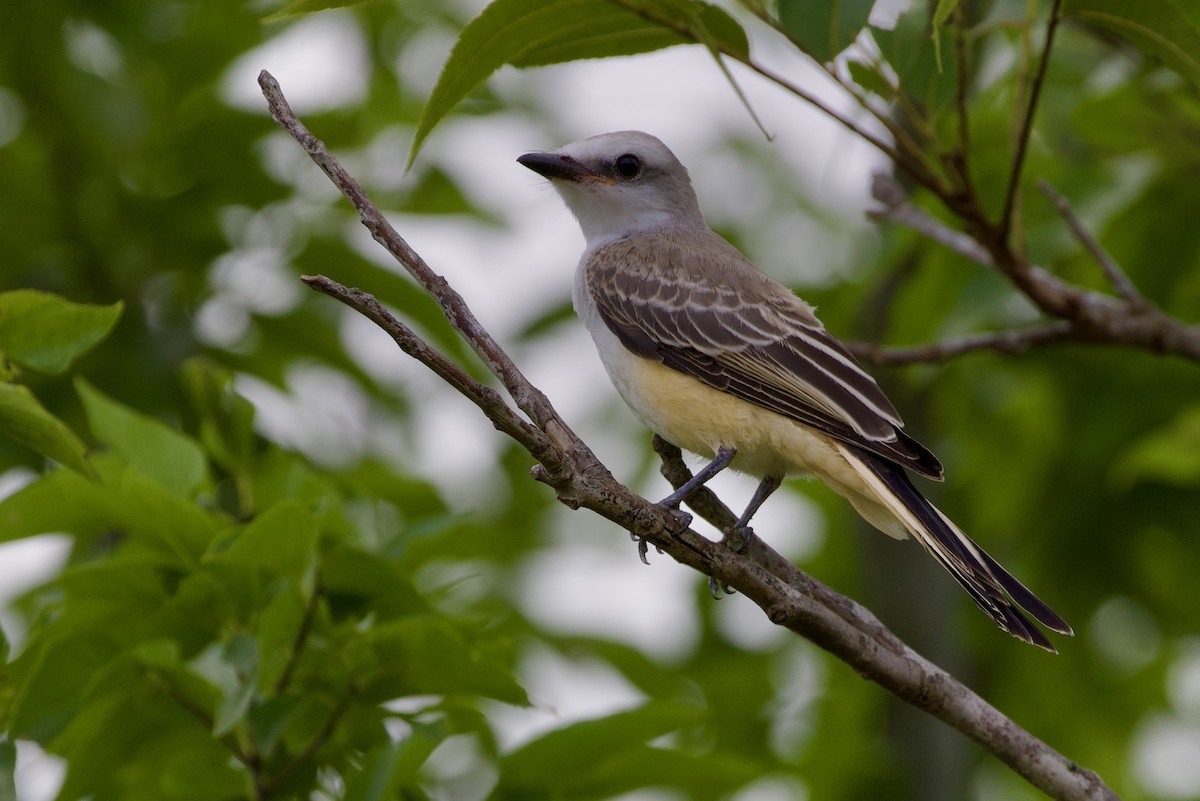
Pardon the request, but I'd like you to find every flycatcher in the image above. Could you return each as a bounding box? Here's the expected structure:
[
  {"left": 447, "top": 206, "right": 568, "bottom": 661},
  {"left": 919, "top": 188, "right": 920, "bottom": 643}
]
[{"left": 518, "top": 130, "right": 1071, "bottom": 650}]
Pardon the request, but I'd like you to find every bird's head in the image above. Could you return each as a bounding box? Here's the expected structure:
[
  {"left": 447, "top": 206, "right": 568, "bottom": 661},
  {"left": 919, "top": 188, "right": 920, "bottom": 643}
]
[{"left": 518, "top": 131, "right": 705, "bottom": 246}]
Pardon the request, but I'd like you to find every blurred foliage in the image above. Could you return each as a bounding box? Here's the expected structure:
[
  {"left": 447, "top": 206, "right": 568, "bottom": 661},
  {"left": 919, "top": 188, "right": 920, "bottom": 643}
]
[{"left": 1, "top": 0, "right": 1199, "bottom": 799}]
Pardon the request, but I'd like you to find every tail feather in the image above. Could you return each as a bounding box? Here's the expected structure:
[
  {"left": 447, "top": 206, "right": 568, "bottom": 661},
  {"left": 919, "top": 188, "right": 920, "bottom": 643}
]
[{"left": 837, "top": 444, "right": 1071, "bottom": 651}]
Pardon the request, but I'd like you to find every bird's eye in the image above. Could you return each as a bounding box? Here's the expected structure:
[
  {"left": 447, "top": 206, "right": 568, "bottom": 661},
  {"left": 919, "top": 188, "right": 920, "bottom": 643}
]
[{"left": 613, "top": 154, "right": 642, "bottom": 180}]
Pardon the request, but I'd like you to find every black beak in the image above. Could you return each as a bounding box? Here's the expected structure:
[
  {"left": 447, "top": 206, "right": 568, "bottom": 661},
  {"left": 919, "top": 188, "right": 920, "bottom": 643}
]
[{"left": 517, "top": 151, "right": 595, "bottom": 182}]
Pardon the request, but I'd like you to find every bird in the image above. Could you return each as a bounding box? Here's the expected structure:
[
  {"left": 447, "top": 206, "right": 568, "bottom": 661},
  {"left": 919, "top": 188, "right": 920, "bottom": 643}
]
[{"left": 517, "top": 130, "right": 1072, "bottom": 651}]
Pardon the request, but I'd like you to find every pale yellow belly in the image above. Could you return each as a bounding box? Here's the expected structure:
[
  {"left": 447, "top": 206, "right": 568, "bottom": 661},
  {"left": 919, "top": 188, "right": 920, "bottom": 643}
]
[
  {"left": 576, "top": 278, "right": 909, "bottom": 540},
  {"left": 607, "top": 347, "right": 859, "bottom": 488},
  {"left": 610, "top": 354, "right": 912, "bottom": 541}
]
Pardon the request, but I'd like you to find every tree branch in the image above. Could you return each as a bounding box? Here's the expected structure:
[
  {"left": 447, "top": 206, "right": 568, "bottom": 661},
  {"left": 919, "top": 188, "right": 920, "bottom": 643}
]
[
  {"left": 260, "top": 71, "right": 1116, "bottom": 801},
  {"left": 1037, "top": 179, "right": 1147, "bottom": 309},
  {"left": 870, "top": 173, "right": 1200, "bottom": 363},
  {"left": 845, "top": 322, "right": 1075, "bottom": 366},
  {"left": 651, "top": 439, "right": 1112, "bottom": 801},
  {"left": 870, "top": 173, "right": 994, "bottom": 266}
]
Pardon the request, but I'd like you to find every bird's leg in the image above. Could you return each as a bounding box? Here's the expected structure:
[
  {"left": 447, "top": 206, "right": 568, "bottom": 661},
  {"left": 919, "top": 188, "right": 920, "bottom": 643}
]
[
  {"left": 726, "top": 475, "right": 782, "bottom": 553},
  {"left": 657, "top": 446, "right": 736, "bottom": 509},
  {"left": 654, "top": 446, "right": 737, "bottom": 532},
  {"left": 632, "top": 447, "right": 736, "bottom": 564}
]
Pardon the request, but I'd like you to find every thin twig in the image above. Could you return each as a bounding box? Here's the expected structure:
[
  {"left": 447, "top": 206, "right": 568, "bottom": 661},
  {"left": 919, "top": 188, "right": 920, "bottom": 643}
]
[
  {"left": 870, "top": 173, "right": 994, "bottom": 266},
  {"left": 258, "top": 71, "right": 576, "bottom": 474},
  {"left": 733, "top": 1, "right": 946, "bottom": 193},
  {"left": 953, "top": 3, "right": 972, "bottom": 173},
  {"left": 1037, "top": 179, "right": 1147, "bottom": 308},
  {"left": 630, "top": 0, "right": 946, "bottom": 194},
  {"left": 999, "top": 0, "right": 1063, "bottom": 239},
  {"left": 739, "top": 58, "right": 947, "bottom": 198},
  {"left": 301, "top": 275, "right": 555, "bottom": 461},
  {"left": 273, "top": 570, "right": 320, "bottom": 696},
  {"left": 258, "top": 691, "right": 354, "bottom": 798},
  {"left": 871, "top": 173, "right": 1200, "bottom": 362},
  {"left": 147, "top": 670, "right": 257, "bottom": 771},
  {"left": 845, "top": 322, "right": 1075, "bottom": 366}
]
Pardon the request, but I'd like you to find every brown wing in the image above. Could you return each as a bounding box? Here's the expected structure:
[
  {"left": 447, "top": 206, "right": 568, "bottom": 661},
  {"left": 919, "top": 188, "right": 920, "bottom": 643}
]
[{"left": 586, "top": 231, "right": 943, "bottom": 479}]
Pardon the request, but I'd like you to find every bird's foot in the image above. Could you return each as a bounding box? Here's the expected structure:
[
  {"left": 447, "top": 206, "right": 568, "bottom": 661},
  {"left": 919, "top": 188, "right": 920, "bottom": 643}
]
[
  {"left": 661, "top": 504, "right": 694, "bottom": 534},
  {"left": 723, "top": 524, "right": 757, "bottom": 554}
]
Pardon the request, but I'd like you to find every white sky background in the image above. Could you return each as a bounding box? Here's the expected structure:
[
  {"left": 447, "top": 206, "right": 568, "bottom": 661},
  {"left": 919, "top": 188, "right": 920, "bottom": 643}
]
[{"left": 4, "top": 1, "right": 1197, "bottom": 799}]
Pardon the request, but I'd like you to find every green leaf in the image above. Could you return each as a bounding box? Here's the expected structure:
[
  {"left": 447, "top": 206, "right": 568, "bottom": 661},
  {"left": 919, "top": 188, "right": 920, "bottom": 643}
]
[
  {"left": 778, "top": 0, "right": 875, "bottom": 63},
  {"left": 0, "top": 739, "right": 16, "bottom": 801},
  {"left": 212, "top": 499, "right": 319, "bottom": 584},
  {"left": 847, "top": 59, "right": 895, "bottom": 98},
  {"left": 247, "top": 694, "right": 304, "bottom": 755},
  {"left": 0, "top": 382, "right": 92, "bottom": 475},
  {"left": 0, "top": 290, "right": 122, "bottom": 374},
  {"left": 180, "top": 358, "right": 256, "bottom": 476},
  {"left": 499, "top": 700, "right": 705, "bottom": 783},
  {"left": 262, "top": 0, "right": 372, "bottom": 23},
  {"left": 929, "top": 0, "right": 960, "bottom": 71},
  {"left": 4, "top": 458, "right": 216, "bottom": 564},
  {"left": 1061, "top": 0, "right": 1200, "bottom": 88},
  {"left": 110, "top": 468, "right": 218, "bottom": 565},
  {"left": 343, "top": 723, "right": 447, "bottom": 801},
  {"left": 931, "top": 0, "right": 960, "bottom": 30},
  {"left": 409, "top": 0, "right": 748, "bottom": 165},
  {"left": 499, "top": 741, "right": 759, "bottom": 799},
  {"left": 491, "top": 701, "right": 760, "bottom": 798},
  {"left": 77, "top": 378, "right": 207, "bottom": 497},
  {"left": 0, "top": 469, "right": 110, "bottom": 545},
  {"left": 8, "top": 634, "right": 119, "bottom": 741},
  {"left": 188, "top": 635, "right": 260, "bottom": 736},
  {"left": 362, "top": 616, "right": 528, "bottom": 705},
  {"left": 871, "top": 2, "right": 957, "bottom": 111},
  {"left": 256, "top": 584, "right": 307, "bottom": 693},
  {"left": 1111, "top": 405, "right": 1200, "bottom": 488},
  {"left": 322, "top": 546, "right": 429, "bottom": 620}
]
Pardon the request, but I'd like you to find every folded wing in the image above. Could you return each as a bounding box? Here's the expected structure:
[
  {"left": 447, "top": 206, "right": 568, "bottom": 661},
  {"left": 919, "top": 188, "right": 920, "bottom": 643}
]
[{"left": 585, "top": 233, "right": 944, "bottom": 479}]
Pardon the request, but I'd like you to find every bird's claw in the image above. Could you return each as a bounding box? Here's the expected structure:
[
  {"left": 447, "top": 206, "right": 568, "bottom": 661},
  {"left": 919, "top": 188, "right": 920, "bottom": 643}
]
[
  {"left": 708, "top": 576, "right": 737, "bottom": 599},
  {"left": 724, "top": 524, "right": 756, "bottom": 554},
  {"left": 629, "top": 531, "right": 662, "bottom": 565},
  {"left": 627, "top": 503, "right": 697, "bottom": 564},
  {"left": 664, "top": 505, "right": 693, "bottom": 535}
]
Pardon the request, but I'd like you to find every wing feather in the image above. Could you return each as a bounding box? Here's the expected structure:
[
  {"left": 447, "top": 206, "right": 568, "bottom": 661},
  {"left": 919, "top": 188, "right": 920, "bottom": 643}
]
[{"left": 586, "top": 232, "right": 943, "bottom": 479}]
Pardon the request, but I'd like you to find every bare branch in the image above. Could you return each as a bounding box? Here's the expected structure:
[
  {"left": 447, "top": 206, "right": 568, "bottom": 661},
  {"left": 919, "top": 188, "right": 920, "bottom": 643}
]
[
  {"left": 952, "top": 2, "right": 973, "bottom": 173},
  {"left": 651, "top": 440, "right": 1114, "bottom": 801},
  {"left": 260, "top": 72, "right": 1117, "bottom": 801},
  {"left": 1037, "top": 179, "right": 1147, "bottom": 308},
  {"left": 871, "top": 173, "right": 1200, "bottom": 363},
  {"left": 845, "top": 322, "right": 1075, "bottom": 366},
  {"left": 870, "top": 173, "right": 994, "bottom": 266},
  {"left": 258, "top": 71, "right": 576, "bottom": 471},
  {"left": 301, "top": 275, "right": 555, "bottom": 461}
]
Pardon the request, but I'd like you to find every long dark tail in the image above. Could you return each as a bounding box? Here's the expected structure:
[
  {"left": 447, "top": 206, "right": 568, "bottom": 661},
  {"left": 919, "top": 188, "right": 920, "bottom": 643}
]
[{"left": 841, "top": 446, "right": 1072, "bottom": 652}]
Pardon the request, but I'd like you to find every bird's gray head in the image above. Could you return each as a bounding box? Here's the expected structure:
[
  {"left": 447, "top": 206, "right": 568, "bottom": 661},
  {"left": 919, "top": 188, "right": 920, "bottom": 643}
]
[{"left": 518, "top": 131, "right": 705, "bottom": 246}]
